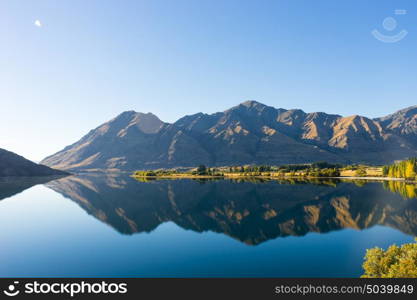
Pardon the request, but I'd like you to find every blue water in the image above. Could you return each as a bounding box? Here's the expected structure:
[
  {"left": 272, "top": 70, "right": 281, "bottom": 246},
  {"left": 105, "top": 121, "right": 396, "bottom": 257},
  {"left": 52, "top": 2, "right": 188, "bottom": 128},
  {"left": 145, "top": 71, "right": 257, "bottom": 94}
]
[{"left": 0, "top": 176, "right": 415, "bottom": 277}]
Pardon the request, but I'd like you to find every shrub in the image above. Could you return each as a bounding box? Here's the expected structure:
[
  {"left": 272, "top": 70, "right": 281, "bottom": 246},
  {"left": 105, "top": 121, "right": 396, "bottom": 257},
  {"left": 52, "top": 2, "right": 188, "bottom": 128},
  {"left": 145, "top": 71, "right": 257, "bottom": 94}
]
[
  {"left": 362, "top": 239, "right": 417, "bottom": 278},
  {"left": 355, "top": 168, "right": 367, "bottom": 177}
]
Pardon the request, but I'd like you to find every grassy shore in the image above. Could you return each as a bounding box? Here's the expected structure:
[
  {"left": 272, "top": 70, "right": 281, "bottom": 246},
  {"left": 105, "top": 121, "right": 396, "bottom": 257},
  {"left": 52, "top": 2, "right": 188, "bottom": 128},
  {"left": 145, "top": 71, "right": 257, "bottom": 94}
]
[
  {"left": 132, "top": 161, "right": 417, "bottom": 182},
  {"left": 132, "top": 168, "right": 391, "bottom": 180}
]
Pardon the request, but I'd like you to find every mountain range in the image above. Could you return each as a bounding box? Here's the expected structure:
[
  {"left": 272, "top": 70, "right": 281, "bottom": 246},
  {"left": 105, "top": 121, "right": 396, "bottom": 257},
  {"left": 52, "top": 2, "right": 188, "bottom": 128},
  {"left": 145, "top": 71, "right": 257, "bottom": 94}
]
[
  {"left": 0, "top": 148, "right": 68, "bottom": 177},
  {"left": 41, "top": 101, "right": 417, "bottom": 171}
]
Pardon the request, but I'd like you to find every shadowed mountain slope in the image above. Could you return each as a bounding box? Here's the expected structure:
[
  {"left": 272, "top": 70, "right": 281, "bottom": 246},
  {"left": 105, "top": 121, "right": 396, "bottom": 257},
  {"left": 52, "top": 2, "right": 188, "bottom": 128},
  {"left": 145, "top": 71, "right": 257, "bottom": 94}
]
[{"left": 0, "top": 148, "right": 69, "bottom": 177}]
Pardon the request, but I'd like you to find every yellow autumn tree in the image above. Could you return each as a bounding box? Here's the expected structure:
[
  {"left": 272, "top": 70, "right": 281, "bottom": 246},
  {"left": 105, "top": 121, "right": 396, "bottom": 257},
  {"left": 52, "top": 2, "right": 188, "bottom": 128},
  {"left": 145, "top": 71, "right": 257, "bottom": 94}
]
[
  {"left": 383, "top": 158, "right": 417, "bottom": 179},
  {"left": 405, "top": 160, "right": 416, "bottom": 179},
  {"left": 362, "top": 239, "right": 417, "bottom": 278}
]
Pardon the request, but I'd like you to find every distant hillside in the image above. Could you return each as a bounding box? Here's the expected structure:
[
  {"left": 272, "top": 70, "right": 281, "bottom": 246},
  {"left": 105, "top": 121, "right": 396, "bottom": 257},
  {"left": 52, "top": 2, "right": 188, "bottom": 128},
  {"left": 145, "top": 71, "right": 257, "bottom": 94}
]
[
  {"left": 0, "top": 148, "right": 69, "bottom": 177},
  {"left": 41, "top": 101, "right": 417, "bottom": 171}
]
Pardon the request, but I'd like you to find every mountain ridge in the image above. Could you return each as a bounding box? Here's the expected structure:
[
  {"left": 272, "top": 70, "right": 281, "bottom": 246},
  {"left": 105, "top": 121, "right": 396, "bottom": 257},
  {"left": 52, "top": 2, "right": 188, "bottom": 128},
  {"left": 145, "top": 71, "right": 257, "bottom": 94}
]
[
  {"left": 41, "top": 101, "right": 417, "bottom": 171},
  {"left": 0, "top": 148, "right": 69, "bottom": 177}
]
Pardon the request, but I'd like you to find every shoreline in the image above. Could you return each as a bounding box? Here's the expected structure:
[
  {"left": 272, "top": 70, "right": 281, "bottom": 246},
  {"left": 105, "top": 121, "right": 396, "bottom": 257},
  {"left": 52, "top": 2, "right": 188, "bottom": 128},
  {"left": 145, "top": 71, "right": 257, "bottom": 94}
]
[
  {"left": 337, "top": 176, "right": 410, "bottom": 182},
  {"left": 132, "top": 174, "right": 417, "bottom": 183}
]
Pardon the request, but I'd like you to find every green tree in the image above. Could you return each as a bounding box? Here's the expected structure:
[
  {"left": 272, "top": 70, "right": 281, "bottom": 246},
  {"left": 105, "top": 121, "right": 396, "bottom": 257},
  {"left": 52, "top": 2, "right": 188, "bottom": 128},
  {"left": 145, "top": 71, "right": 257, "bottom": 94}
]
[
  {"left": 362, "top": 239, "right": 417, "bottom": 278},
  {"left": 382, "top": 165, "right": 389, "bottom": 176},
  {"left": 196, "top": 165, "right": 207, "bottom": 175},
  {"left": 355, "top": 168, "right": 367, "bottom": 177}
]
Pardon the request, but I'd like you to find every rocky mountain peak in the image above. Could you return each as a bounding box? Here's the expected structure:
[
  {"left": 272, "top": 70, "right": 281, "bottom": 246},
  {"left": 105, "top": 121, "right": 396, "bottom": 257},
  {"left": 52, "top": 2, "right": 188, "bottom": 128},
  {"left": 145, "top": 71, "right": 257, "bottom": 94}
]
[{"left": 40, "top": 102, "right": 417, "bottom": 171}]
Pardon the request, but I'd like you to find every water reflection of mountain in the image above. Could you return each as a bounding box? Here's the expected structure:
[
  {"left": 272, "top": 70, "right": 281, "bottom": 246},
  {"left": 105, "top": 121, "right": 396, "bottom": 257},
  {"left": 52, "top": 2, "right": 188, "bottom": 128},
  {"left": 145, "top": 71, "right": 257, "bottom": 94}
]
[
  {"left": 0, "top": 176, "right": 63, "bottom": 201},
  {"left": 46, "top": 175, "right": 417, "bottom": 245}
]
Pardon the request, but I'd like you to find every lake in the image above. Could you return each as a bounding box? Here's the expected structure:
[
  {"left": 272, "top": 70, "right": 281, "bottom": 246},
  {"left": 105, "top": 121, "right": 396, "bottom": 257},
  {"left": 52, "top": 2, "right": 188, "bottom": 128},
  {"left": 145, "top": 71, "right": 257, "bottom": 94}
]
[{"left": 0, "top": 175, "right": 416, "bottom": 277}]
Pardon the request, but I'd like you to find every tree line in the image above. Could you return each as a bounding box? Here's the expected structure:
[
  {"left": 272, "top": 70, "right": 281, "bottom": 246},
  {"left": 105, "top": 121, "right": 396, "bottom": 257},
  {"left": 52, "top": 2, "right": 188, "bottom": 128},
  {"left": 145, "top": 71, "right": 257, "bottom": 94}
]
[{"left": 382, "top": 158, "right": 417, "bottom": 179}]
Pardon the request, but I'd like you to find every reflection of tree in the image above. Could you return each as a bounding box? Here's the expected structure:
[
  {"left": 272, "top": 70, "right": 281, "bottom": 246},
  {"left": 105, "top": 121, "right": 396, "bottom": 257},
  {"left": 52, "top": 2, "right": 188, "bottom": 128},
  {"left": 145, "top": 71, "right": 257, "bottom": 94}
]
[
  {"left": 351, "top": 180, "right": 368, "bottom": 187},
  {"left": 134, "top": 177, "right": 157, "bottom": 183},
  {"left": 383, "top": 181, "right": 417, "bottom": 199}
]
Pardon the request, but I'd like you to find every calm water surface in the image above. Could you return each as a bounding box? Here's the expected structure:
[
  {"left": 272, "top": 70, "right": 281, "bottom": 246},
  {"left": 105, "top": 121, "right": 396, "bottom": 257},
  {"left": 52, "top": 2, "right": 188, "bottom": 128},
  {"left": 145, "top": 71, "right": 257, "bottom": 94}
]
[{"left": 0, "top": 175, "right": 416, "bottom": 277}]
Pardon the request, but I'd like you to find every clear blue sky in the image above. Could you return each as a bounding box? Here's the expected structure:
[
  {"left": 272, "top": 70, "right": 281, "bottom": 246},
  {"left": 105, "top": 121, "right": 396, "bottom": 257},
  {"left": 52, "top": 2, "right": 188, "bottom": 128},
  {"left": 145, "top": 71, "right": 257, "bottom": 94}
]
[{"left": 1, "top": 0, "right": 416, "bottom": 161}]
